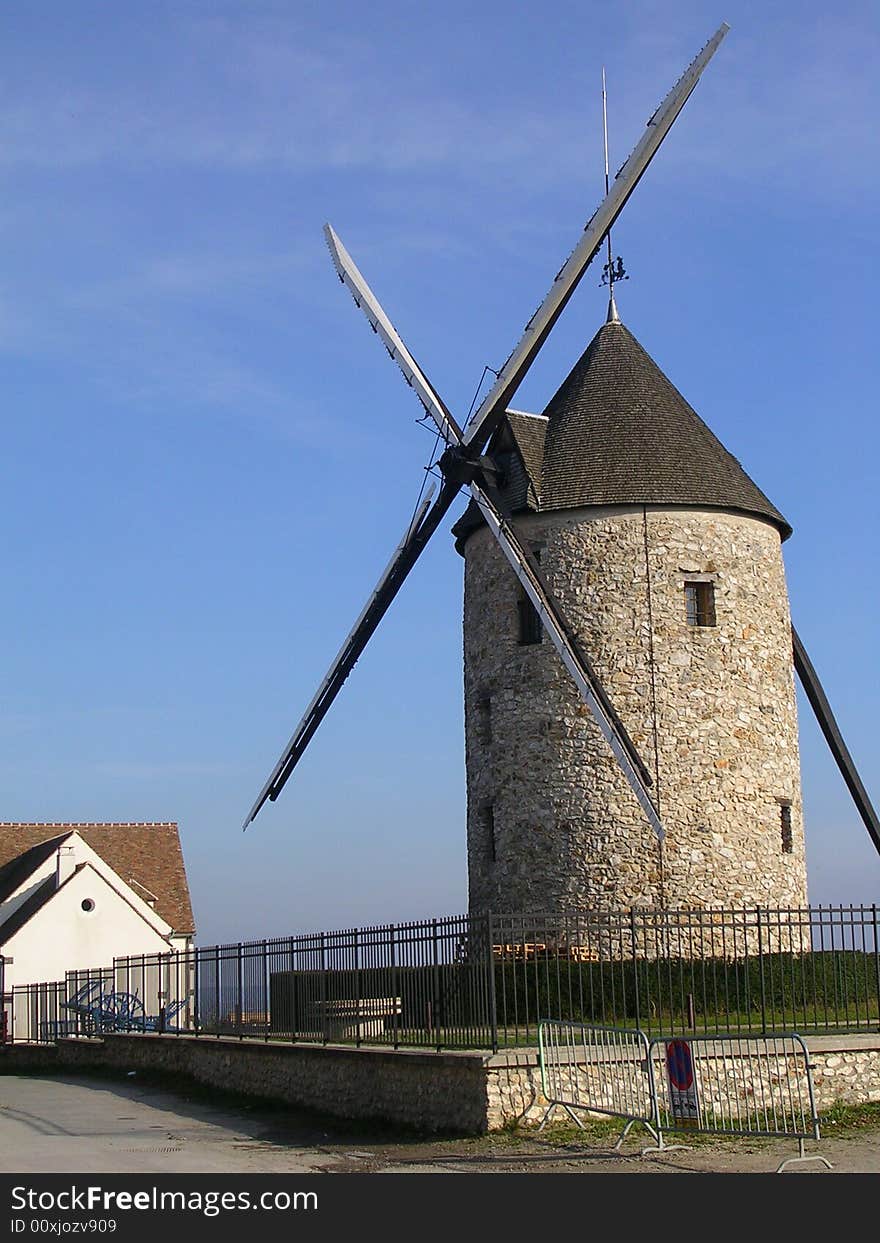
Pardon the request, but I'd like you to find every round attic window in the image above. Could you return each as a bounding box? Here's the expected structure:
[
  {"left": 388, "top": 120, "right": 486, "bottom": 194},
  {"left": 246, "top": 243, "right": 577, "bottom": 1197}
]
[{"left": 81, "top": 898, "right": 95, "bottom": 913}]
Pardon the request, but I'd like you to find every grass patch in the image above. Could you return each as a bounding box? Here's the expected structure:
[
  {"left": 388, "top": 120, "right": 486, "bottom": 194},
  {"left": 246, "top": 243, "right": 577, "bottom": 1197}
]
[{"left": 819, "top": 1099, "right": 880, "bottom": 1135}]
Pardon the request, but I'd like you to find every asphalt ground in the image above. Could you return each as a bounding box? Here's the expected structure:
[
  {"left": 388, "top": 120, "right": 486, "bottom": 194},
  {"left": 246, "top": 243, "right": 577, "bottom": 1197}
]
[{"left": 0, "top": 1072, "right": 879, "bottom": 1175}]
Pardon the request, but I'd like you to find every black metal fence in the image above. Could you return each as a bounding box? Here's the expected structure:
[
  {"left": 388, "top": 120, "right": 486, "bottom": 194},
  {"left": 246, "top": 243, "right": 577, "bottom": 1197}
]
[{"left": 7, "top": 906, "right": 880, "bottom": 1050}]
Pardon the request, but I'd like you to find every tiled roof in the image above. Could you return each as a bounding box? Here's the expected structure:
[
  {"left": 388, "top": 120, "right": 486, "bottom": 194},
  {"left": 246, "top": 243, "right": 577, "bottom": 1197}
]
[
  {"left": 0, "top": 823, "right": 194, "bottom": 935},
  {"left": 505, "top": 410, "right": 547, "bottom": 504},
  {"left": 0, "top": 875, "right": 57, "bottom": 945},
  {"left": 539, "top": 319, "right": 790, "bottom": 535},
  {"left": 453, "top": 317, "right": 790, "bottom": 550},
  {"left": 0, "top": 834, "right": 68, "bottom": 905}
]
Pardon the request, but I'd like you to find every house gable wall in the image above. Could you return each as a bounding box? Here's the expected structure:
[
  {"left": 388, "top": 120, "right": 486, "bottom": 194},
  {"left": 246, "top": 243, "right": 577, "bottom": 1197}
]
[
  {"left": 3, "top": 864, "right": 173, "bottom": 987},
  {"left": 0, "top": 833, "right": 172, "bottom": 941}
]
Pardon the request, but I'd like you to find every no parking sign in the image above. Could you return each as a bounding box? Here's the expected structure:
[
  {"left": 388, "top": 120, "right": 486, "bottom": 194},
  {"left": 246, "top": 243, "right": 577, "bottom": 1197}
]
[{"left": 665, "top": 1039, "right": 700, "bottom": 1127}]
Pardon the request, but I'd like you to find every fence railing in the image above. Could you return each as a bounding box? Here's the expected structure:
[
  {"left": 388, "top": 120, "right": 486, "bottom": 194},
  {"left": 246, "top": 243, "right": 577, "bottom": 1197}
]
[{"left": 6, "top": 905, "right": 880, "bottom": 1051}]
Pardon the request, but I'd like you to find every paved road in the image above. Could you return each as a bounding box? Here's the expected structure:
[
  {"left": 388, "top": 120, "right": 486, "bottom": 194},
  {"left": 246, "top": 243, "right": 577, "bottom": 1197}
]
[
  {"left": 0, "top": 1075, "right": 346, "bottom": 1174},
  {"left": 1, "top": 1073, "right": 878, "bottom": 1174}
]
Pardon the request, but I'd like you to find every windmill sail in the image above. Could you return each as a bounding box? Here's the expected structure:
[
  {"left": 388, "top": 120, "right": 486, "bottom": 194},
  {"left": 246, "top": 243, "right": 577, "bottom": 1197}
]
[
  {"left": 244, "top": 25, "right": 730, "bottom": 828},
  {"left": 460, "top": 21, "right": 729, "bottom": 452},
  {"left": 470, "top": 479, "right": 663, "bottom": 838},
  {"left": 242, "top": 483, "right": 454, "bottom": 828},
  {"left": 285, "top": 233, "right": 661, "bottom": 835},
  {"left": 793, "top": 627, "right": 880, "bottom": 857},
  {"left": 324, "top": 224, "right": 463, "bottom": 446}
]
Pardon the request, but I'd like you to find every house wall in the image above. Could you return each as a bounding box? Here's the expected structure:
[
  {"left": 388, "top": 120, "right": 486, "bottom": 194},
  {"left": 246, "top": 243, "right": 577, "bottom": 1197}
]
[
  {"left": 463, "top": 504, "right": 807, "bottom": 916},
  {"left": 4, "top": 866, "right": 173, "bottom": 988}
]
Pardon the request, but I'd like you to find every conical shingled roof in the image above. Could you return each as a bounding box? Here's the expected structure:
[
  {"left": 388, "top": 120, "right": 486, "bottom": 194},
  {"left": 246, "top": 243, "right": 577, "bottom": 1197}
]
[{"left": 539, "top": 318, "right": 791, "bottom": 538}]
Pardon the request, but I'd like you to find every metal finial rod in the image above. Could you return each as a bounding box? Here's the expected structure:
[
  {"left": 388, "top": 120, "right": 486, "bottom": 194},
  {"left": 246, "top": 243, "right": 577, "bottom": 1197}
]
[
  {"left": 601, "top": 67, "right": 624, "bottom": 320},
  {"left": 602, "top": 67, "right": 613, "bottom": 289}
]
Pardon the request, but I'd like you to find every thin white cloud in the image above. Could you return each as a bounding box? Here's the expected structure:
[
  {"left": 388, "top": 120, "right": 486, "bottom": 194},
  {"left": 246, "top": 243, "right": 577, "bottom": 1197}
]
[
  {"left": 0, "top": 10, "right": 871, "bottom": 198},
  {"left": 63, "top": 246, "right": 317, "bottom": 308}
]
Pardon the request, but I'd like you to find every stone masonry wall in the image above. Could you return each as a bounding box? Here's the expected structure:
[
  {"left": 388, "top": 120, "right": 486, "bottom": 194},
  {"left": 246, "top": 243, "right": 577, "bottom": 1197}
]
[
  {"left": 1, "top": 1036, "right": 489, "bottom": 1134},
  {"left": 463, "top": 504, "right": 808, "bottom": 916},
  {"left": 487, "top": 1035, "right": 880, "bottom": 1129},
  {"left": 3, "top": 1033, "right": 878, "bottom": 1135}
]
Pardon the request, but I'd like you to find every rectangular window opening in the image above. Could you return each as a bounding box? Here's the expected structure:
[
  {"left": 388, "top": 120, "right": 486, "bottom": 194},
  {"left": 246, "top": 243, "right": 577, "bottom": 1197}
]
[
  {"left": 685, "top": 580, "right": 716, "bottom": 627},
  {"left": 780, "top": 803, "right": 793, "bottom": 854}
]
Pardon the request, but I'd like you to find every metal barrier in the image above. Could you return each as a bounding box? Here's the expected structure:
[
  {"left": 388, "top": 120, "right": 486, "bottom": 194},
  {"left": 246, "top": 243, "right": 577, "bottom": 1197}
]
[
  {"left": 538, "top": 1020, "right": 660, "bottom": 1148},
  {"left": 537, "top": 1023, "right": 832, "bottom": 1171},
  {"left": 647, "top": 1033, "right": 832, "bottom": 1172}
]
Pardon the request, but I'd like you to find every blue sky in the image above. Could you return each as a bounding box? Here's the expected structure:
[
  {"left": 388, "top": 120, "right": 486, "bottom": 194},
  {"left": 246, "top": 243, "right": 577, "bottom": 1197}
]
[{"left": 1, "top": 1, "right": 877, "bottom": 943}]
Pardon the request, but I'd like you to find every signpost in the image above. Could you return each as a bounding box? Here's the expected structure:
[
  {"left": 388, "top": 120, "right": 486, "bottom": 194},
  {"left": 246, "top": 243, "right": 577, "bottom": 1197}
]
[{"left": 665, "top": 1038, "right": 700, "bottom": 1127}]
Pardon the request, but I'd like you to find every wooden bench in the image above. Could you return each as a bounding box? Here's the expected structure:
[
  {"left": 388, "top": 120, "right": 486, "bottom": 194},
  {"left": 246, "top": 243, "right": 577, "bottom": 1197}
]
[{"left": 310, "top": 997, "right": 402, "bottom": 1041}]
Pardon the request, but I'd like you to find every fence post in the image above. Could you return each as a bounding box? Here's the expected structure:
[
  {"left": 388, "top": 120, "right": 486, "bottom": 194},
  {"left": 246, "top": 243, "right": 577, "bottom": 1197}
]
[
  {"left": 354, "top": 927, "right": 361, "bottom": 1048},
  {"left": 193, "top": 946, "right": 200, "bottom": 1036},
  {"left": 0, "top": 958, "right": 6, "bottom": 1047},
  {"left": 756, "top": 907, "right": 767, "bottom": 1036},
  {"left": 630, "top": 908, "right": 641, "bottom": 1032},
  {"left": 236, "top": 943, "right": 244, "bottom": 1040},
  {"left": 873, "top": 906, "right": 880, "bottom": 1034},
  {"left": 214, "top": 946, "right": 221, "bottom": 1039},
  {"left": 431, "top": 919, "right": 440, "bottom": 1051},
  {"left": 390, "top": 924, "right": 399, "bottom": 1050},
  {"left": 487, "top": 912, "right": 499, "bottom": 1053},
  {"left": 289, "top": 936, "right": 297, "bottom": 1043},
  {"left": 263, "top": 940, "right": 269, "bottom": 1042}
]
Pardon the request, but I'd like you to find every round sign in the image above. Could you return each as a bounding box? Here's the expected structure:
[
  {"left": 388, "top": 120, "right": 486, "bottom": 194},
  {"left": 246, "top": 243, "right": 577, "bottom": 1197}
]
[{"left": 666, "top": 1039, "right": 694, "bottom": 1090}]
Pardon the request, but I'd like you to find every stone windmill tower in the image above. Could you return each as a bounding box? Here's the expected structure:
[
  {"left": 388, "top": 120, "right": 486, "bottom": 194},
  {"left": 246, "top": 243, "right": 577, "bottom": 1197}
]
[{"left": 453, "top": 295, "right": 808, "bottom": 915}]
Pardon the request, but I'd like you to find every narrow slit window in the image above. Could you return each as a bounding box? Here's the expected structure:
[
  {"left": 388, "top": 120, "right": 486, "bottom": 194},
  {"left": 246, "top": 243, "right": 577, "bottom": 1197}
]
[
  {"left": 780, "top": 804, "right": 793, "bottom": 854},
  {"left": 517, "top": 547, "right": 543, "bottom": 645},
  {"left": 685, "top": 580, "right": 716, "bottom": 627},
  {"left": 477, "top": 696, "right": 492, "bottom": 744},
  {"left": 517, "top": 598, "right": 543, "bottom": 645}
]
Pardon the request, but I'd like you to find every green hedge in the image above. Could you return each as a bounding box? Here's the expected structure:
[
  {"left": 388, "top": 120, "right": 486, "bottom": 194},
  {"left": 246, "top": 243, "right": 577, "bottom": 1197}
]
[{"left": 494, "top": 950, "right": 880, "bottom": 1030}]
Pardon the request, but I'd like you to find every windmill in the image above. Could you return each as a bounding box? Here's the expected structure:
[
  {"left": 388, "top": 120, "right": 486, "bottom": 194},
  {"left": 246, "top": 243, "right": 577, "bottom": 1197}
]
[{"left": 243, "top": 22, "right": 879, "bottom": 910}]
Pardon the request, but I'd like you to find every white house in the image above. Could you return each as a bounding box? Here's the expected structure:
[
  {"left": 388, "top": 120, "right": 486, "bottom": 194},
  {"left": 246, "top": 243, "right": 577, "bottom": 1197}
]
[{"left": 0, "top": 822, "right": 195, "bottom": 991}]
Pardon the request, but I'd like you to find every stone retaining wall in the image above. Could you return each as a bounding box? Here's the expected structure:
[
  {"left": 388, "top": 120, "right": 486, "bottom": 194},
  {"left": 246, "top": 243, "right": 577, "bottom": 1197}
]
[
  {"left": 2, "top": 1033, "right": 879, "bottom": 1134},
  {"left": 488, "top": 1035, "right": 880, "bottom": 1129},
  {"left": 1, "top": 1035, "right": 489, "bottom": 1134}
]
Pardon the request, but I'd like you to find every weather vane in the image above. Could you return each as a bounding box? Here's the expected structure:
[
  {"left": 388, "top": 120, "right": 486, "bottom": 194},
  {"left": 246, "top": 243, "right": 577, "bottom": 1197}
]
[{"left": 600, "top": 68, "right": 629, "bottom": 297}]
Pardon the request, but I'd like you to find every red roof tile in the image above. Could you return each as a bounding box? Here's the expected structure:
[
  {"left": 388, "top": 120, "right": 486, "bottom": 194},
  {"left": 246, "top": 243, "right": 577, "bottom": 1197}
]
[{"left": 0, "top": 823, "right": 195, "bottom": 935}]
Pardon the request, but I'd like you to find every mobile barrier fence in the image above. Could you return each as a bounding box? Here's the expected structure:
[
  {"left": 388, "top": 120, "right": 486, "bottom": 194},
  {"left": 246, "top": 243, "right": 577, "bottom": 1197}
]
[
  {"left": 538, "top": 1021, "right": 659, "bottom": 1147},
  {"left": 6, "top": 904, "right": 880, "bottom": 1050},
  {"left": 647, "top": 1032, "right": 832, "bottom": 1172},
  {"left": 536, "top": 1021, "right": 831, "bottom": 1172}
]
